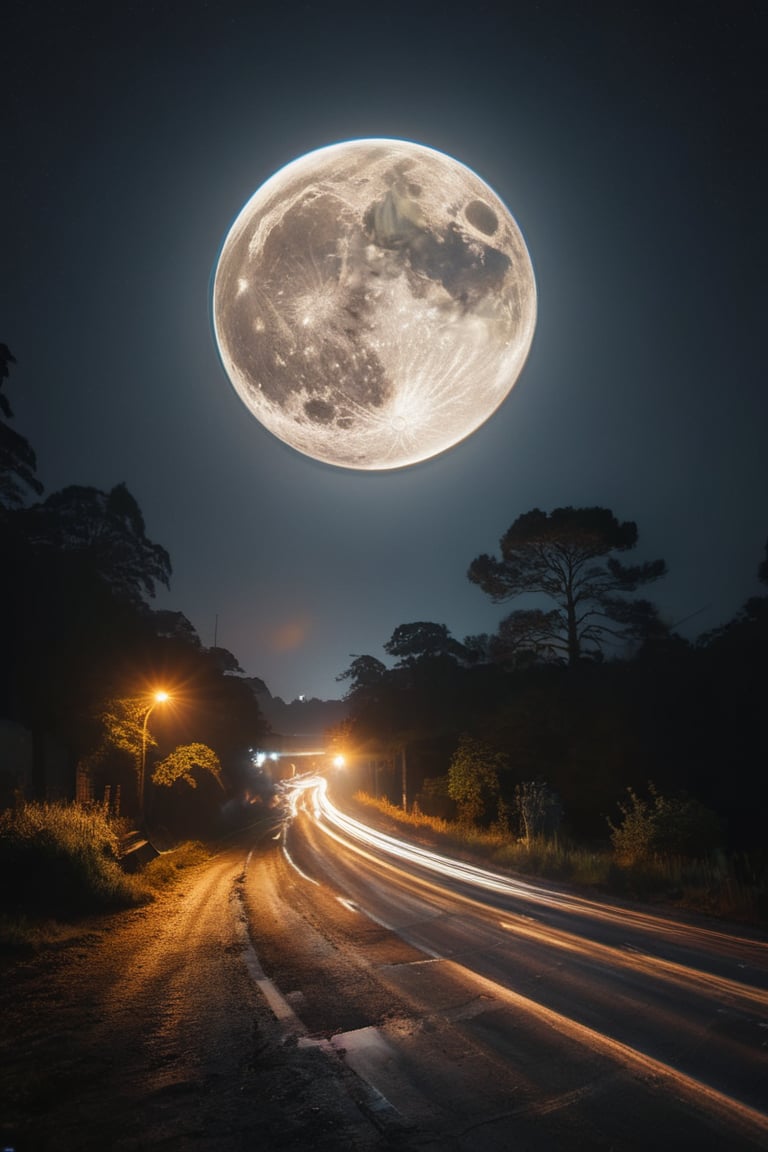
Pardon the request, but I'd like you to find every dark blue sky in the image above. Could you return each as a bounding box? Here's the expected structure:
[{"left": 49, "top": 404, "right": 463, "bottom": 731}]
[{"left": 4, "top": 1, "right": 766, "bottom": 701}]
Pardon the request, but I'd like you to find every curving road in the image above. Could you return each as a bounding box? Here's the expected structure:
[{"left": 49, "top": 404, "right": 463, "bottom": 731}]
[
  {"left": 4, "top": 788, "right": 766, "bottom": 1150},
  {"left": 248, "top": 776, "right": 768, "bottom": 1150}
]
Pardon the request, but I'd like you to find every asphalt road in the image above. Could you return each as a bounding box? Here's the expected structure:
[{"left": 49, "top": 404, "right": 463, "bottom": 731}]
[
  {"left": 3, "top": 792, "right": 767, "bottom": 1151},
  {"left": 246, "top": 777, "right": 768, "bottom": 1150}
]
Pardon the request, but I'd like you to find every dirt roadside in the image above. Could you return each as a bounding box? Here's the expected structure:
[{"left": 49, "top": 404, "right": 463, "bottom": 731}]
[{"left": 0, "top": 838, "right": 418, "bottom": 1152}]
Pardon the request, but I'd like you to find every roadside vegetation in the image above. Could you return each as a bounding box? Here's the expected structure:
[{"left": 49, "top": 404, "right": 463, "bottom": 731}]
[
  {"left": 351, "top": 791, "right": 767, "bottom": 927},
  {"left": 2, "top": 342, "right": 767, "bottom": 942},
  {"left": 332, "top": 518, "right": 767, "bottom": 929},
  {"left": 0, "top": 800, "right": 210, "bottom": 956}
]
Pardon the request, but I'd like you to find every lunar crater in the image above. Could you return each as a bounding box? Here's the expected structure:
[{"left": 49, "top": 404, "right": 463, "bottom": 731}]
[
  {"left": 213, "top": 139, "right": 536, "bottom": 470},
  {"left": 465, "top": 199, "right": 499, "bottom": 235}
]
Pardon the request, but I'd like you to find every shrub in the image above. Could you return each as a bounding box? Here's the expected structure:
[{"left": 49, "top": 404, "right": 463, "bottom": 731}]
[
  {"left": 607, "top": 783, "right": 722, "bottom": 865},
  {"left": 0, "top": 800, "right": 146, "bottom": 916},
  {"left": 352, "top": 792, "right": 764, "bottom": 924},
  {"left": 607, "top": 787, "right": 656, "bottom": 865},
  {"left": 447, "top": 734, "right": 507, "bottom": 826}
]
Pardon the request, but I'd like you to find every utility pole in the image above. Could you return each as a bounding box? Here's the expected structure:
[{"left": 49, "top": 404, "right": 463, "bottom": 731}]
[{"left": 401, "top": 746, "right": 407, "bottom": 812}]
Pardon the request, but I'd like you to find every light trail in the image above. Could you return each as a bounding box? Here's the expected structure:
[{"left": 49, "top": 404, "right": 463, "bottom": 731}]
[
  {"left": 281, "top": 776, "right": 768, "bottom": 1141},
  {"left": 437, "top": 957, "right": 768, "bottom": 1145},
  {"left": 286, "top": 777, "right": 768, "bottom": 1003},
  {"left": 289, "top": 777, "right": 768, "bottom": 974}
]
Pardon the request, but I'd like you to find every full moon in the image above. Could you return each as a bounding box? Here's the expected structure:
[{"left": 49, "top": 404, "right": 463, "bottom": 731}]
[{"left": 212, "top": 139, "right": 536, "bottom": 470}]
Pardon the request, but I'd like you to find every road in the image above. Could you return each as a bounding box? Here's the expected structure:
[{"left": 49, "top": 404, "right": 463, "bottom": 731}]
[
  {"left": 245, "top": 776, "right": 768, "bottom": 1150},
  {"left": 0, "top": 816, "right": 388, "bottom": 1152},
  {"left": 3, "top": 788, "right": 767, "bottom": 1150}
]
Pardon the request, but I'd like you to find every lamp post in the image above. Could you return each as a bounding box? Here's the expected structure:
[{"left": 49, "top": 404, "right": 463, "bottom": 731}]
[{"left": 139, "top": 691, "right": 169, "bottom": 820}]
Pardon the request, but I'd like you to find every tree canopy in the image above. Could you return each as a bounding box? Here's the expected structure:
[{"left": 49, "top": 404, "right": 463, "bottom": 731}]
[
  {"left": 468, "top": 506, "right": 667, "bottom": 666},
  {"left": 384, "top": 622, "right": 469, "bottom": 665},
  {"left": 337, "top": 655, "right": 388, "bottom": 698},
  {"left": 21, "top": 482, "right": 172, "bottom": 605},
  {"left": 152, "top": 743, "right": 223, "bottom": 791}
]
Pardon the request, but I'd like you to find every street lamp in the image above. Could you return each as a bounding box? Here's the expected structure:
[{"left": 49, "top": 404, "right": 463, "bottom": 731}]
[{"left": 139, "top": 691, "right": 170, "bottom": 820}]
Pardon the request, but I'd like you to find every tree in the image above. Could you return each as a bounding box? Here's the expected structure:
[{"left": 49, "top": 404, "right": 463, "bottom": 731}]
[
  {"left": 152, "top": 743, "right": 223, "bottom": 790},
  {"left": 691, "top": 537, "right": 768, "bottom": 850},
  {"left": 336, "top": 655, "right": 388, "bottom": 699},
  {"left": 384, "top": 622, "right": 468, "bottom": 665},
  {"left": 22, "top": 482, "right": 171, "bottom": 605},
  {"left": 206, "top": 646, "right": 244, "bottom": 674},
  {"left": 91, "top": 696, "right": 164, "bottom": 813},
  {"left": 607, "top": 783, "right": 721, "bottom": 864},
  {"left": 759, "top": 537, "right": 768, "bottom": 586},
  {"left": 96, "top": 697, "right": 150, "bottom": 763},
  {"left": 447, "top": 734, "right": 507, "bottom": 826},
  {"left": 0, "top": 345, "right": 43, "bottom": 511},
  {"left": 513, "top": 780, "right": 562, "bottom": 844},
  {"left": 150, "top": 610, "right": 202, "bottom": 647},
  {"left": 488, "top": 609, "right": 564, "bottom": 666},
  {"left": 468, "top": 507, "right": 667, "bottom": 666},
  {"left": 700, "top": 534, "right": 768, "bottom": 652},
  {"left": 0, "top": 343, "right": 15, "bottom": 411}
]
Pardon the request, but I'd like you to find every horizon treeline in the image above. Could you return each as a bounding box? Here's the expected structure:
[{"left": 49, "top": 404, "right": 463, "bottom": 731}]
[
  {"left": 2, "top": 343, "right": 766, "bottom": 855},
  {"left": 335, "top": 518, "right": 766, "bottom": 854}
]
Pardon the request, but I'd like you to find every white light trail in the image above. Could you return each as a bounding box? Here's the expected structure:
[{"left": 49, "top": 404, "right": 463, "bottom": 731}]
[
  {"left": 300, "top": 776, "right": 538, "bottom": 896},
  {"left": 280, "top": 777, "right": 768, "bottom": 1141},
  {"left": 285, "top": 776, "right": 768, "bottom": 971}
]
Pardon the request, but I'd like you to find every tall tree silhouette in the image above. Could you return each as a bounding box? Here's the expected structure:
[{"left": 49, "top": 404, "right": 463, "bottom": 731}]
[
  {"left": 0, "top": 345, "right": 43, "bottom": 510},
  {"left": 22, "top": 482, "right": 171, "bottom": 605},
  {"left": 468, "top": 507, "right": 667, "bottom": 666}
]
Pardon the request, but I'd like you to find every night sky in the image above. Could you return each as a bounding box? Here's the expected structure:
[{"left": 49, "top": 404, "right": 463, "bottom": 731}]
[{"left": 4, "top": 1, "right": 766, "bottom": 703}]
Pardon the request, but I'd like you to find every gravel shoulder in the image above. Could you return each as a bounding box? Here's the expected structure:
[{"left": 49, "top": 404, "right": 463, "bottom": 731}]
[{"left": 0, "top": 834, "right": 416, "bottom": 1152}]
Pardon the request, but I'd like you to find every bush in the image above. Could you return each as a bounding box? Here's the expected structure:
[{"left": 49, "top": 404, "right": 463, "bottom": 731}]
[
  {"left": 608, "top": 783, "right": 722, "bottom": 865},
  {"left": 0, "top": 800, "right": 147, "bottom": 916},
  {"left": 353, "top": 791, "right": 765, "bottom": 924}
]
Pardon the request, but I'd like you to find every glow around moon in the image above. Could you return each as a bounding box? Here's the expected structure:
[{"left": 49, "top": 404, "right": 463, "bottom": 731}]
[{"left": 212, "top": 139, "right": 536, "bottom": 471}]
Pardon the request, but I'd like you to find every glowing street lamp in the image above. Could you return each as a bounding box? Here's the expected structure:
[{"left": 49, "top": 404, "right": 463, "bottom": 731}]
[{"left": 139, "top": 690, "right": 170, "bottom": 819}]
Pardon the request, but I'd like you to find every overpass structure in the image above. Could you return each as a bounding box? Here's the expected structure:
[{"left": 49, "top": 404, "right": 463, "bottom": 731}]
[{"left": 252, "top": 746, "right": 344, "bottom": 780}]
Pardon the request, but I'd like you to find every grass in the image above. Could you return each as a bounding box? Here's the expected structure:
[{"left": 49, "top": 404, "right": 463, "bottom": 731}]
[
  {"left": 2, "top": 792, "right": 762, "bottom": 963},
  {"left": 351, "top": 792, "right": 767, "bottom": 926},
  {"left": 140, "top": 840, "right": 211, "bottom": 889},
  {"left": 0, "top": 800, "right": 212, "bottom": 957},
  {"left": 0, "top": 800, "right": 145, "bottom": 915}
]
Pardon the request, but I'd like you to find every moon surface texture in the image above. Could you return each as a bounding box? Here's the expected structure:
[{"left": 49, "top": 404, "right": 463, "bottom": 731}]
[{"left": 212, "top": 139, "right": 536, "bottom": 470}]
